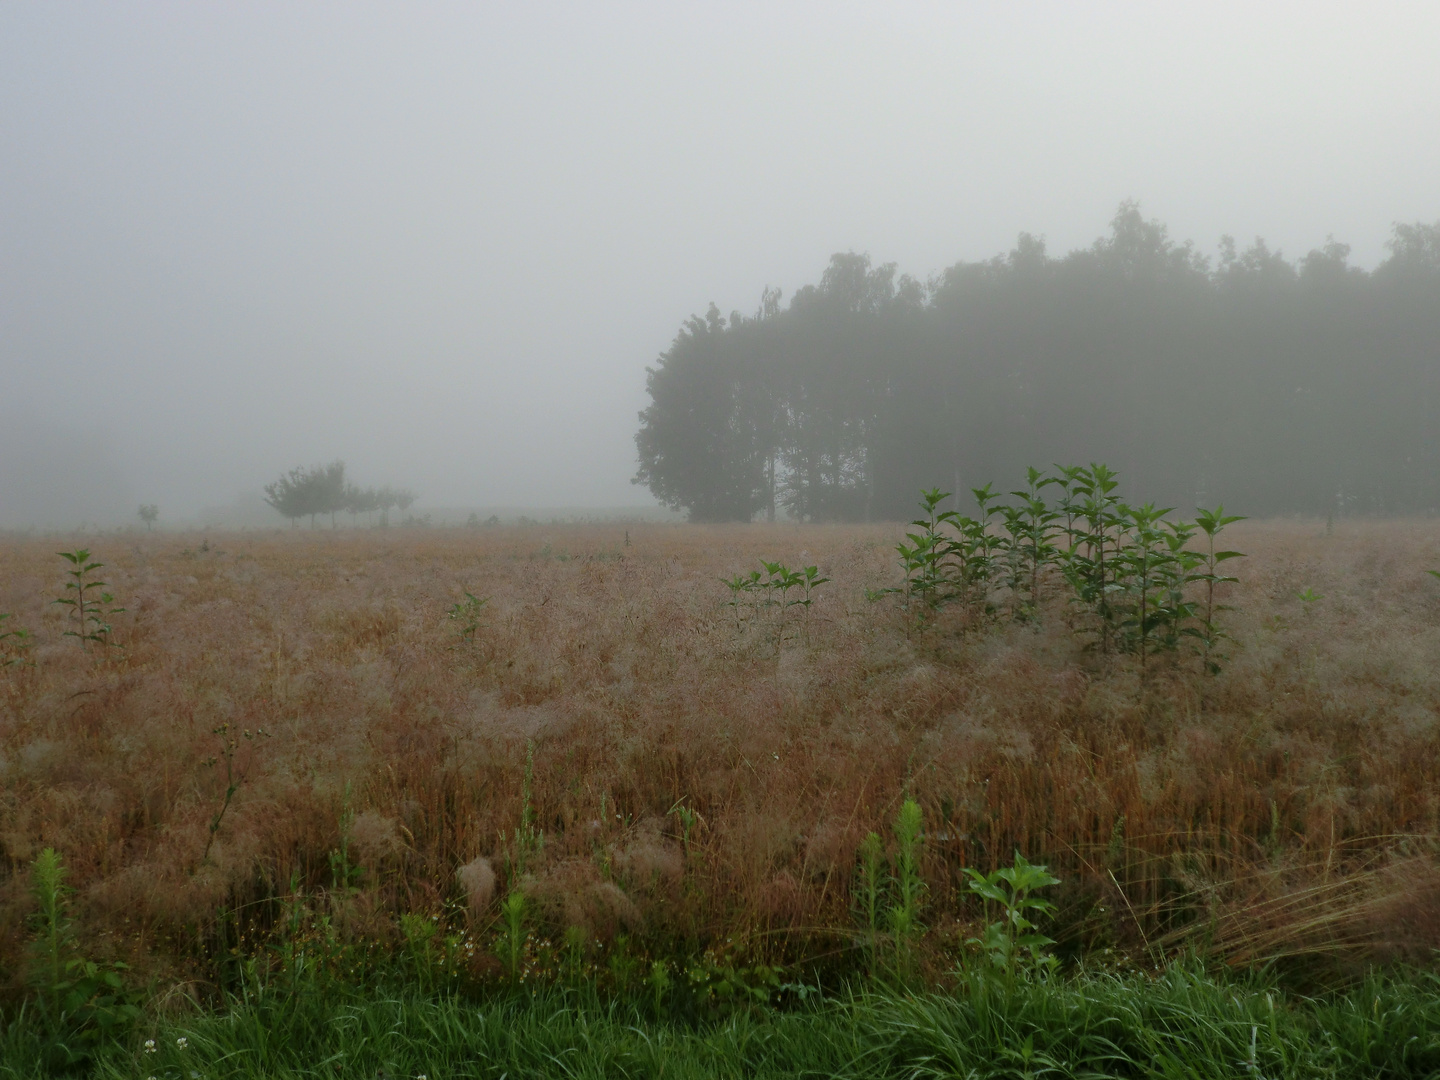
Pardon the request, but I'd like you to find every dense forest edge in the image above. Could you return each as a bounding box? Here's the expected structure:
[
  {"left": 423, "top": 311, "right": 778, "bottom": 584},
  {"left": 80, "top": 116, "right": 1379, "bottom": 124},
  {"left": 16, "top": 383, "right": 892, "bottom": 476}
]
[{"left": 634, "top": 203, "right": 1440, "bottom": 522}]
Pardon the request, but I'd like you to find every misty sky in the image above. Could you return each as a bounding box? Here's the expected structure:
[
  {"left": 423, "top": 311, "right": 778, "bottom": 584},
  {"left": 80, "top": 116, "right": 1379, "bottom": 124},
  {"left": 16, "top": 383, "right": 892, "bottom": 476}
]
[{"left": 3, "top": 2, "right": 1438, "bottom": 526}]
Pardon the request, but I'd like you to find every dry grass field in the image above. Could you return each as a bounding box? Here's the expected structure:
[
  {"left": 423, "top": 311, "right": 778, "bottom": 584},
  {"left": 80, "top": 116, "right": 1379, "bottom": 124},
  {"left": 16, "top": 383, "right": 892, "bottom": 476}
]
[{"left": 3, "top": 519, "right": 1440, "bottom": 995}]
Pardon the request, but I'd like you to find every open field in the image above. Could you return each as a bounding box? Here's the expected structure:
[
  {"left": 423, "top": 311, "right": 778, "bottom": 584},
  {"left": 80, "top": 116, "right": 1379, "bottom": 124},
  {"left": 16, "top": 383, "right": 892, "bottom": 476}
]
[{"left": 3, "top": 518, "right": 1440, "bottom": 1005}]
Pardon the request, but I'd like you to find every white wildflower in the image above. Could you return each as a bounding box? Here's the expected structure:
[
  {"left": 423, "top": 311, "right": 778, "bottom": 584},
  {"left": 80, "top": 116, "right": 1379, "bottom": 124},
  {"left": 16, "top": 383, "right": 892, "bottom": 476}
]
[
  {"left": 144, "top": 1038, "right": 157, "bottom": 1053},
  {"left": 176, "top": 1036, "right": 189, "bottom": 1049}
]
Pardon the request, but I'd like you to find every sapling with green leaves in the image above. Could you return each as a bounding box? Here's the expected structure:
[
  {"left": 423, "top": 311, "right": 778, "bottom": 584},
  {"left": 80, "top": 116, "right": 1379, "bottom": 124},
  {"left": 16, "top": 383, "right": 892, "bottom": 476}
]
[
  {"left": 882, "top": 489, "right": 963, "bottom": 630},
  {"left": 890, "top": 531, "right": 939, "bottom": 622},
  {"left": 1115, "top": 502, "right": 1176, "bottom": 672},
  {"left": 53, "top": 549, "right": 125, "bottom": 650},
  {"left": 964, "top": 852, "right": 1061, "bottom": 979},
  {"left": 872, "top": 465, "right": 1246, "bottom": 669},
  {"left": 1154, "top": 518, "right": 1206, "bottom": 653},
  {"left": 1194, "top": 506, "right": 1246, "bottom": 673},
  {"left": 723, "top": 560, "right": 828, "bottom": 646},
  {"left": 769, "top": 562, "right": 805, "bottom": 618},
  {"left": 1009, "top": 467, "right": 1063, "bottom": 617},
  {"left": 908, "top": 488, "right": 961, "bottom": 611},
  {"left": 792, "top": 564, "right": 829, "bottom": 642},
  {"left": 997, "top": 503, "right": 1029, "bottom": 618},
  {"left": 719, "top": 572, "right": 753, "bottom": 630},
  {"left": 1050, "top": 464, "right": 1088, "bottom": 553},
  {"left": 796, "top": 564, "right": 829, "bottom": 612},
  {"left": 447, "top": 590, "right": 489, "bottom": 643},
  {"left": 747, "top": 560, "right": 784, "bottom": 634},
  {"left": 1, "top": 612, "right": 35, "bottom": 669},
  {"left": 720, "top": 568, "right": 768, "bottom": 630},
  {"left": 966, "top": 482, "right": 1005, "bottom": 598},
  {"left": 1059, "top": 464, "right": 1125, "bottom": 651}
]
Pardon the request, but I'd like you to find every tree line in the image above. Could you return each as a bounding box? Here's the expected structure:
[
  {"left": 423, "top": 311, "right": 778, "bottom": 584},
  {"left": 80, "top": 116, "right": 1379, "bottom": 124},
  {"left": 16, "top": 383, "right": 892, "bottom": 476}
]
[
  {"left": 264, "top": 461, "right": 415, "bottom": 528},
  {"left": 634, "top": 202, "right": 1440, "bottom": 521}
]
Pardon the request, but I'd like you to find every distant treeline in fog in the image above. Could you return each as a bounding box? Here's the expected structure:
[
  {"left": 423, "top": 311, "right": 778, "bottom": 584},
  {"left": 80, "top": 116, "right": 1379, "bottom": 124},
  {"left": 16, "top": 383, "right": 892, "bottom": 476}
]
[{"left": 634, "top": 203, "right": 1440, "bottom": 521}]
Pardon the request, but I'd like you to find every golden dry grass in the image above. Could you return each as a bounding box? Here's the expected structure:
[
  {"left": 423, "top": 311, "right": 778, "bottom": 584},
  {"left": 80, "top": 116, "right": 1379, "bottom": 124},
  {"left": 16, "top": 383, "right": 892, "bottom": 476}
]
[{"left": 2, "top": 518, "right": 1439, "bottom": 989}]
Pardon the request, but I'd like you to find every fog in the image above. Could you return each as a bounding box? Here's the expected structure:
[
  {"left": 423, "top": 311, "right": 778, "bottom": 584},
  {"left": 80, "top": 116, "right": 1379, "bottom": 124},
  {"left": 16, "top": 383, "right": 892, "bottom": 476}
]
[{"left": 2, "top": 2, "right": 1438, "bottom": 528}]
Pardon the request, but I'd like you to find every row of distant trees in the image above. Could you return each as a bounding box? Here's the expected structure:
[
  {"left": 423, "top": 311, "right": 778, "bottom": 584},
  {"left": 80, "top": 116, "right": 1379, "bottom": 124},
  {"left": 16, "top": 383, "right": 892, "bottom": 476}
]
[
  {"left": 634, "top": 202, "right": 1440, "bottom": 521},
  {"left": 263, "top": 461, "right": 415, "bottom": 528}
]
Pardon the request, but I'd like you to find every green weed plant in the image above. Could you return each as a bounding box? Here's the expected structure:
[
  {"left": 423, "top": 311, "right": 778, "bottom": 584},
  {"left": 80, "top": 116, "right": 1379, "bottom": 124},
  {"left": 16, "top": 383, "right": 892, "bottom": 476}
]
[
  {"left": 24, "top": 849, "right": 141, "bottom": 1072},
  {"left": 875, "top": 465, "right": 1247, "bottom": 672},
  {"left": 721, "top": 559, "right": 828, "bottom": 646},
  {"left": 964, "top": 852, "right": 1062, "bottom": 979},
  {"left": 853, "top": 800, "right": 926, "bottom": 979},
  {"left": 446, "top": 590, "right": 489, "bottom": 643},
  {"left": 0, "top": 612, "right": 35, "bottom": 669},
  {"left": 52, "top": 549, "right": 125, "bottom": 650}
]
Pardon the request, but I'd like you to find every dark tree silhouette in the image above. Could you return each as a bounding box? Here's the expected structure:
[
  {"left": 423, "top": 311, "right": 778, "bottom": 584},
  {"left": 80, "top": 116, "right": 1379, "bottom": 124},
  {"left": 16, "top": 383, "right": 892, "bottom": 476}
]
[
  {"left": 264, "top": 461, "right": 364, "bottom": 528},
  {"left": 635, "top": 204, "right": 1440, "bottom": 521}
]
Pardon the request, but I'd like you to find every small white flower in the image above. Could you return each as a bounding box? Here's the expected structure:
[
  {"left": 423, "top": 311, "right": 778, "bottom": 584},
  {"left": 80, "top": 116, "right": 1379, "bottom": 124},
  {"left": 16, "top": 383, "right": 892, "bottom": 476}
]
[
  {"left": 176, "top": 1036, "right": 189, "bottom": 1049},
  {"left": 144, "top": 1039, "right": 157, "bottom": 1053}
]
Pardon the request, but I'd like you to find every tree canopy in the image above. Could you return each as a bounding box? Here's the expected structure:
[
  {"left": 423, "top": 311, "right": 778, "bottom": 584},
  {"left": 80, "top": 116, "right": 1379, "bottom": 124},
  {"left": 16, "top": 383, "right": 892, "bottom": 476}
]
[
  {"left": 264, "top": 462, "right": 416, "bottom": 528},
  {"left": 634, "top": 203, "right": 1440, "bottom": 521}
]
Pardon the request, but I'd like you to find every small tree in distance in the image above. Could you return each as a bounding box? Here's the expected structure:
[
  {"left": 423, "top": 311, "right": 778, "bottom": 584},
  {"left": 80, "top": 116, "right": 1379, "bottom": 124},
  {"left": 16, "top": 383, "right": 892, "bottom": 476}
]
[
  {"left": 344, "top": 483, "right": 381, "bottom": 526},
  {"left": 318, "top": 461, "right": 347, "bottom": 528},
  {"left": 373, "top": 486, "right": 417, "bottom": 526},
  {"left": 137, "top": 504, "right": 159, "bottom": 531},
  {"left": 265, "top": 464, "right": 415, "bottom": 529},
  {"left": 264, "top": 466, "right": 318, "bottom": 528}
]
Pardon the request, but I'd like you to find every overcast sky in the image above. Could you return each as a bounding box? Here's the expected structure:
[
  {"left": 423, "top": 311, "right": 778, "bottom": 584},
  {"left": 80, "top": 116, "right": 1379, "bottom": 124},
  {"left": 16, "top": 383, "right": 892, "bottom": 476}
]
[{"left": 2, "top": 2, "right": 1438, "bottom": 526}]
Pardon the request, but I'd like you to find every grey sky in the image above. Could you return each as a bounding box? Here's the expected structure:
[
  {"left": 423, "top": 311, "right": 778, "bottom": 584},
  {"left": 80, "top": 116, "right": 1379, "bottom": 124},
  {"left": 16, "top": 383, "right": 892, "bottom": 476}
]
[{"left": 2, "top": 2, "right": 1438, "bottom": 526}]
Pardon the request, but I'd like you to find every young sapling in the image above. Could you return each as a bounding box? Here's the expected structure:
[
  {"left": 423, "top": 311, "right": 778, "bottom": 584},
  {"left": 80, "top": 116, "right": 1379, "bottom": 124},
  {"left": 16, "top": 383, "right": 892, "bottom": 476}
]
[{"left": 53, "top": 550, "right": 126, "bottom": 650}]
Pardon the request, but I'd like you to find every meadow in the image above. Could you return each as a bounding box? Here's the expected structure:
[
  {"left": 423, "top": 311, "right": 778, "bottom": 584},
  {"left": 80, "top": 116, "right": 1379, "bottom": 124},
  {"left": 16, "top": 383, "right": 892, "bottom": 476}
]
[{"left": 3, "top": 512, "right": 1440, "bottom": 1073}]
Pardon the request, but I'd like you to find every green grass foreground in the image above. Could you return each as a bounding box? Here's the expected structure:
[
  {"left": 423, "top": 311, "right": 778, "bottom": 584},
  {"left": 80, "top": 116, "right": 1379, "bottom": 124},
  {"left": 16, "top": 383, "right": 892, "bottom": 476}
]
[{"left": 4, "top": 966, "right": 1439, "bottom": 1079}]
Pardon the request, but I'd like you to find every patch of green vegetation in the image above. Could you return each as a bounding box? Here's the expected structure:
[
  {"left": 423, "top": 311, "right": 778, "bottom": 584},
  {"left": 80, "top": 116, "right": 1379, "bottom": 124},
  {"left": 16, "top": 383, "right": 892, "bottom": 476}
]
[
  {"left": 874, "top": 467, "right": 1246, "bottom": 672},
  {"left": 4, "top": 965, "right": 1438, "bottom": 1079},
  {"left": 0, "top": 612, "right": 35, "bottom": 668},
  {"left": 53, "top": 549, "right": 125, "bottom": 650}
]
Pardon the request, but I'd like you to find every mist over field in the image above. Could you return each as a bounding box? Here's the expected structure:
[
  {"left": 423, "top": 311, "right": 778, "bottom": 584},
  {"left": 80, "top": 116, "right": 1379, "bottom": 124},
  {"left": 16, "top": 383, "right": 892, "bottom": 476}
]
[{"left": 2, "top": 3, "right": 1439, "bottom": 528}]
